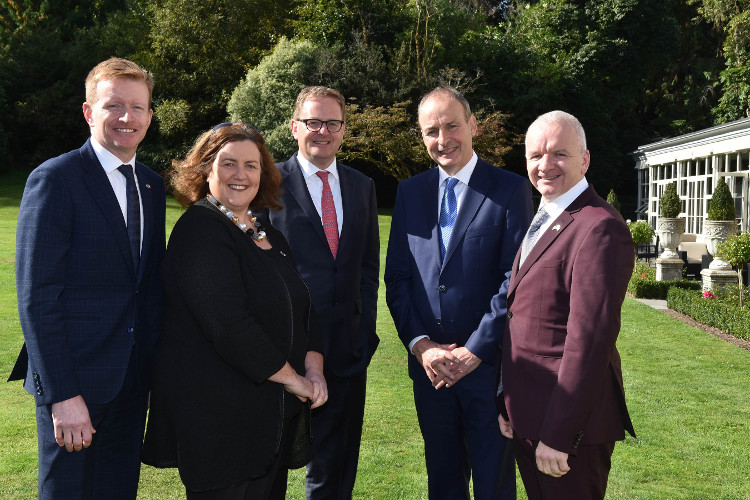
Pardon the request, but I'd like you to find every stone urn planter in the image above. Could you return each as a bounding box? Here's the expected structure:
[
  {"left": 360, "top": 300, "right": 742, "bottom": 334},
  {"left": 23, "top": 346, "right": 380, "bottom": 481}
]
[
  {"left": 656, "top": 217, "right": 685, "bottom": 260},
  {"left": 703, "top": 220, "right": 738, "bottom": 270}
]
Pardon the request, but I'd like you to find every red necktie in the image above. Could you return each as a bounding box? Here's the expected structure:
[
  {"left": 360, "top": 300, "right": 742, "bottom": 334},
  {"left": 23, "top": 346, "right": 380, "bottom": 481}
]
[{"left": 316, "top": 171, "right": 339, "bottom": 259}]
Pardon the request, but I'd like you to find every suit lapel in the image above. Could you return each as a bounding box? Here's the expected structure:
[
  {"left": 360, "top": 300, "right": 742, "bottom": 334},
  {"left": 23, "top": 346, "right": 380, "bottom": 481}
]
[
  {"left": 79, "top": 140, "right": 136, "bottom": 276},
  {"left": 508, "top": 186, "right": 597, "bottom": 296},
  {"left": 281, "top": 155, "right": 331, "bottom": 252},
  {"left": 420, "top": 169, "right": 443, "bottom": 271},
  {"left": 441, "top": 161, "right": 488, "bottom": 269}
]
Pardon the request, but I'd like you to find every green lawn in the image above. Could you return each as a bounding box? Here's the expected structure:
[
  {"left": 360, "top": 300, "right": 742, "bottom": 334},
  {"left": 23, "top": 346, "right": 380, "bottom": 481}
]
[{"left": 1, "top": 170, "right": 749, "bottom": 499}]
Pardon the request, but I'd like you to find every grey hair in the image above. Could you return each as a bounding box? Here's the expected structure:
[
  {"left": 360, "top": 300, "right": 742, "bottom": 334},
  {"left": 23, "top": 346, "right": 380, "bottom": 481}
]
[{"left": 526, "top": 110, "right": 587, "bottom": 154}]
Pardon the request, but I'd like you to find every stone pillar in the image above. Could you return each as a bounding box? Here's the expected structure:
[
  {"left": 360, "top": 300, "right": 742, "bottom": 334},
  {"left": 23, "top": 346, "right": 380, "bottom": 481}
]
[
  {"left": 656, "top": 257, "right": 684, "bottom": 281},
  {"left": 700, "top": 268, "right": 736, "bottom": 292}
]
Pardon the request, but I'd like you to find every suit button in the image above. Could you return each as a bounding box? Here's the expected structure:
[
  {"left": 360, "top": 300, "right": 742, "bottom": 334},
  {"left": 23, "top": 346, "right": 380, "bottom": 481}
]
[
  {"left": 573, "top": 431, "right": 584, "bottom": 448},
  {"left": 439, "top": 285, "right": 446, "bottom": 292},
  {"left": 507, "top": 311, "right": 513, "bottom": 319},
  {"left": 436, "top": 318, "right": 441, "bottom": 325}
]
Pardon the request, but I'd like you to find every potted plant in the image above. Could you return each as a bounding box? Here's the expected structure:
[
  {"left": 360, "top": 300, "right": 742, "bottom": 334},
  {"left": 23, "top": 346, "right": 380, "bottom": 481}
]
[
  {"left": 704, "top": 177, "right": 738, "bottom": 270},
  {"left": 656, "top": 182, "right": 684, "bottom": 259},
  {"left": 717, "top": 231, "right": 750, "bottom": 306}
]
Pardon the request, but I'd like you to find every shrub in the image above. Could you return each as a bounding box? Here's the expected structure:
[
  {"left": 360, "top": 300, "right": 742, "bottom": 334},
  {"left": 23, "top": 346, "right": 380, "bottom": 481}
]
[
  {"left": 628, "top": 220, "right": 655, "bottom": 247},
  {"left": 706, "top": 177, "right": 736, "bottom": 221},
  {"left": 667, "top": 287, "right": 750, "bottom": 341},
  {"left": 629, "top": 278, "right": 701, "bottom": 299},
  {"left": 660, "top": 182, "right": 681, "bottom": 218},
  {"left": 606, "top": 189, "right": 621, "bottom": 213},
  {"left": 628, "top": 261, "right": 700, "bottom": 298}
]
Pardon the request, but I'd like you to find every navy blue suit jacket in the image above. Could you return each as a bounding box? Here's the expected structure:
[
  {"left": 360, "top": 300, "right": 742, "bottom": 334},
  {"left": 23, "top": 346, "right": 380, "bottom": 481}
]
[
  {"left": 385, "top": 158, "right": 533, "bottom": 379},
  {"left": 266, "top": 154, "right": 379, "bottom": 377},
  {"left": 12, "top": 138, "right": 166, "bottom": 406}
]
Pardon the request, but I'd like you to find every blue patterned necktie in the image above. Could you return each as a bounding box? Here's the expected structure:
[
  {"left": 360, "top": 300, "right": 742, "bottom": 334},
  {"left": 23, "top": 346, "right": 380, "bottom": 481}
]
[
  {"left": 118, "top": 164, "right": 141, "bottom": 271},
  {"left": 519, "top": 206, "right": 550, "bottom": 266},
  {"left": 439, "top": 177, "right": 459, "bottom": 260}
]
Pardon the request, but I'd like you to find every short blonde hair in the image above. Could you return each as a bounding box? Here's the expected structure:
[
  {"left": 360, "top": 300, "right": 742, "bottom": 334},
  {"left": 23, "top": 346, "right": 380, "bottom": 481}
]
[{"left": 85, "top": 58, "right": 154, "bottom": 106}]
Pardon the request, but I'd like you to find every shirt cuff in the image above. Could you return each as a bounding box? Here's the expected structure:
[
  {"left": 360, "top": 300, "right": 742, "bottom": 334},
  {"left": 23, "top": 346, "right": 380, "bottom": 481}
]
[{"left": 408, "top": 335, "right": 430, "bottom": 355}]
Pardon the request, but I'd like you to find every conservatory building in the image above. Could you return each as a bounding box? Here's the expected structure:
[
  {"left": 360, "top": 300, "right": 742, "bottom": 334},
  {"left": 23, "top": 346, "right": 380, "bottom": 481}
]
[{"left": 632, "top": 117, "right": 750, "bottom": 234}]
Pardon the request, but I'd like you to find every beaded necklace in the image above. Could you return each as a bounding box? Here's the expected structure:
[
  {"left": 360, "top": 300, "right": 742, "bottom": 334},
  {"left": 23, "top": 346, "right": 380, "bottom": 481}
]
[{"left": 206, "top": 194, "right": 267, "bottom": 241}]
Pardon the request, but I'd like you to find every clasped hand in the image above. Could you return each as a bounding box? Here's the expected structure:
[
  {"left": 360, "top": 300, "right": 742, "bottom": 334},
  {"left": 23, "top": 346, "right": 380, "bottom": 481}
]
[{"left": 413, "top": 339, "right": 481, "bottom": 389}]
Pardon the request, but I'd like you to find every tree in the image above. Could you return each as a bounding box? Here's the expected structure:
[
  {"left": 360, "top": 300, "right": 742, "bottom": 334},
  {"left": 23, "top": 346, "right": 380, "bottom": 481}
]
[
  {"left": 0, "top": 0, "right": 136, "bottom": 169},
  {"left": 227, "top": 38, "right": 337, "bottom": 161},
  {"left": 628, "top": 220, "right": 656, "bottom": 259},
  {"left": 689, "top": 0, "right": 750, "bottom": 122},
  {"left": 717, "top": 231, "right": 750, "bottom": 306},
  {"left": 341, "top": 102, "right": 429, "bottom": 181},
  {"left": 135, "top": 0, "right": 297, "bottom": 169}
]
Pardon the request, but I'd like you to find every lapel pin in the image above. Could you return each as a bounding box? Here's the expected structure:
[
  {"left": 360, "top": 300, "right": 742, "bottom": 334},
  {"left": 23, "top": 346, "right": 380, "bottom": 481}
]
[
  {"left": 552, "top": 224, "right": 561, "bottom": 231},
  {"left": 145, "top": 184, "right": 151, "bottom": 189}
]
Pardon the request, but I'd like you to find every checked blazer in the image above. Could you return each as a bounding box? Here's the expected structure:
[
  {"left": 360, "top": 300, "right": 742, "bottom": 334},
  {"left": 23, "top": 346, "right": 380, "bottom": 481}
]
[{"left": 11, "top": 138, "right": 166, "bottom": 407}]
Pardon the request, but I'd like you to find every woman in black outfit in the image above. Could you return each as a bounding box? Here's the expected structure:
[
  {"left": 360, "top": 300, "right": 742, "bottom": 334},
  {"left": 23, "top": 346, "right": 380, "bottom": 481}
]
[{"left": 142, "top": 122, "right": 327, "bottom": 499}]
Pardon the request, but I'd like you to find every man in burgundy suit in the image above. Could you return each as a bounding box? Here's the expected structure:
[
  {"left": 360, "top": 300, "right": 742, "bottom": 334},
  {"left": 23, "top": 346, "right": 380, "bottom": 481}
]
[{"left": 498, "top": 111, "right": 635, "bottom": 500}]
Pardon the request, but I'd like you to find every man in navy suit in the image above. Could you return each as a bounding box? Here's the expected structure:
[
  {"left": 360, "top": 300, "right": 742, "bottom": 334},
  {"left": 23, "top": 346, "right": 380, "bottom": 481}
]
[
  {"left": 10, "top": 58, "right": 165, "bottom": 499},
  {"left": 385, "top": 86, "right": 533, "bottom": 499},
  {"left": 267, "top": 86, "right": 379, "bottom": 499}
]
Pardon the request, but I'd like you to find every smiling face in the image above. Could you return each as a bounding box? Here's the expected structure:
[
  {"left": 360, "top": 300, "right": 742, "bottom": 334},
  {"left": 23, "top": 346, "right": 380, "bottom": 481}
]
[
  {"left": 525, "top": 120, "right": 590, "bottom": 203},
  {"left": 291, "top": 97, "right": 345, "bottom": 170},
  {"left": 206, "top": 140, "right": 262, "bottom": 219},
  {"left": 83, "top": 78, "right": 152, "bottom": 163},
  {"left": 418, "top": 94, "right": 477, "bottom": 175}
]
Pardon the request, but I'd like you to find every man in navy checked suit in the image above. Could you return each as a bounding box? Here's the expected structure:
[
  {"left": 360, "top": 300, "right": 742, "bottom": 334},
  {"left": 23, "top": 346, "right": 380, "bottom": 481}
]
[{"left": 10, "top": 58, "right": 165, "bottom": 499}]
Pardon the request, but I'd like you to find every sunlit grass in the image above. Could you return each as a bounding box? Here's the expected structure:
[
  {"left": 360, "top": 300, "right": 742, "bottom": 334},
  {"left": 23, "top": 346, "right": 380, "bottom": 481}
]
[{"left": 1, "top": 171, "right": 749, "bottom": 499}]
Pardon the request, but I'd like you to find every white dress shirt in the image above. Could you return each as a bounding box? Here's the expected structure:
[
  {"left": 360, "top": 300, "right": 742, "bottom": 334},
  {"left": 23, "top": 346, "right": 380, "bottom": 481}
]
[
  {"left": 91, "top": 138, "right": 143, "bottom": 250},
  {"left": 535, "top": 177, "right": 590, "bottom": 239},
  {"left": 297, "top": 152, "right": 343, "bottom": 235}
]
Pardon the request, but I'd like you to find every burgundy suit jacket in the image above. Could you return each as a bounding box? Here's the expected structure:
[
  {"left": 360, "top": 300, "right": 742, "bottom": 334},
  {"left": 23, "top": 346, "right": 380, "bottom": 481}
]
[{"left": 502, "top": 186, "right": 636, "bottom": 456}]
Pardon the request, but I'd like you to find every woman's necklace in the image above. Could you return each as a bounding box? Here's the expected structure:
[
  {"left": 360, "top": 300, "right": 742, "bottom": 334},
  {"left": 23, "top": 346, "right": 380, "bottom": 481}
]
[{"left": 206, "top": 194, "right": 266, "bottom": 241}]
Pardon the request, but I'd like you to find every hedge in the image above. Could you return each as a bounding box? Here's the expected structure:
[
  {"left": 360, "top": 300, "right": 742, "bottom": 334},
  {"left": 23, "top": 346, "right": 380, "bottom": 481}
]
[
  {"left": 667, "top": 287, "right": 750, "bottom": 341},
  {"left": 628, "top": 277, "right": 701, "bottom": 299}
]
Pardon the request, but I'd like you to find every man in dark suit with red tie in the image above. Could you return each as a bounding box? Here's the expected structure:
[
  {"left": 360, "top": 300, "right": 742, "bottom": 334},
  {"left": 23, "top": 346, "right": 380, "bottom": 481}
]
[
  {"left": 266, "top": 86, "right": 379, "bottom": 499},
  {"left": 11, "top": 58, "right": 165, "bottom": 499},
  {"left": 498, "top": 110, "right": 635, "bottom": 500}
]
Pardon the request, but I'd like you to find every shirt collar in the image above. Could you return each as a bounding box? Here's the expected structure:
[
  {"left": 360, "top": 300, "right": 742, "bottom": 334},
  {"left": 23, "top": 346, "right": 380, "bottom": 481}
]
[
  {"left": 91, "top": 138, "right": 136, "bottom": 174},
  {"left": 540, "top": 177, "right": 589, "bottom": 220},
  {"left": 438, "top": 151, "right": 478, "bottom": 187},
  {"left": 297, "top": 151, "right": 339, "bottom": 182}
]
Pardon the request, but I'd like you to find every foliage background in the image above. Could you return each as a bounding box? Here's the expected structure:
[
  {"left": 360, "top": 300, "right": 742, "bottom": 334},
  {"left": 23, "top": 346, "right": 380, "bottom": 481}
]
[{"left": 2, "top": 0, "right": 748, "bottom": 214}]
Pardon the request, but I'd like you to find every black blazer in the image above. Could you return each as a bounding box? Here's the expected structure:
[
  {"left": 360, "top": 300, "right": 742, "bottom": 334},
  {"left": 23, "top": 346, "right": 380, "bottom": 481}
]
[
  {"left": 267, "top": 154, "right": 379, "bottom": 377},
  {"left": 141, "top": 199, "right": 322, "bottom": 491}
]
